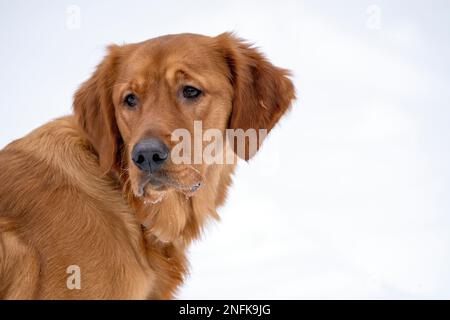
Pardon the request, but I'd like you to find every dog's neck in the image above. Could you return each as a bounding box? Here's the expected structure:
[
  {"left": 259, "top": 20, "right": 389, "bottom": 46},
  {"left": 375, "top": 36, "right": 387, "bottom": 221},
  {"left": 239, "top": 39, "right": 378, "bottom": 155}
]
[{"left": 114, "top": 163, "right": 235, "bottom": 246}]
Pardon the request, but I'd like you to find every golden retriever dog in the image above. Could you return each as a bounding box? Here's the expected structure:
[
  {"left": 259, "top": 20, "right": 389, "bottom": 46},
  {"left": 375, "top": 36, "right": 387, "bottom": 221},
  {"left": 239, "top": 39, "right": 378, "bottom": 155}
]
[{"left": 0, "top": 33, "right": 295, "bottom": 299}]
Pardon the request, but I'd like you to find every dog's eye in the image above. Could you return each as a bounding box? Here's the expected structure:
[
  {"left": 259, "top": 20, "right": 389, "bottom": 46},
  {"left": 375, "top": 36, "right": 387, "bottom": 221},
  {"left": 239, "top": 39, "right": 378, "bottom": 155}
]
[
  {"left": 124, "top": 93, "right": 139, "bottom": 107},
  {"left": 182, "top": 86, "right": 202, "bottom": 99}
]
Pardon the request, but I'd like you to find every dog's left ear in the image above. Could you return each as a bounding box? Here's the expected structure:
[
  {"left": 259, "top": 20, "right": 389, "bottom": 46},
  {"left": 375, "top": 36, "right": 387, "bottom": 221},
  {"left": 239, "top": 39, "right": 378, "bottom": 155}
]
[
  {"left": 73, "top": 45, "right": 122, "bottom": 173},
  {"left": 216, "top": 32, "right": 296, "bottom": 160}
]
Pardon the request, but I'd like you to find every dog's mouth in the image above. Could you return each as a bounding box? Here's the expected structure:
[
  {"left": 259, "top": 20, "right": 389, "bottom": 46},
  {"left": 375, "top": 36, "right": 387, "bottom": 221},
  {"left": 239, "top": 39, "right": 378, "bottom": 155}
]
[{"left": 133, "top": 167, "right": 204, "bottom": 204}]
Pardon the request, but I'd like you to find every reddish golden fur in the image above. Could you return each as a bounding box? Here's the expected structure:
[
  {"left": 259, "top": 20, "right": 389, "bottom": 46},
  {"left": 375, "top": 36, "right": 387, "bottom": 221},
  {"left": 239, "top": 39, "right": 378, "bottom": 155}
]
[{"left": 0, "top": 33, "right": 294, "bottom": 299}]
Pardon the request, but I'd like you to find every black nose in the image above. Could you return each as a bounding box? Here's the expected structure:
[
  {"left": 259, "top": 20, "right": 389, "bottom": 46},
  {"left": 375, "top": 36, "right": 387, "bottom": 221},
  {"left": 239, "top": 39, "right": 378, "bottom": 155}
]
[{"left": 131, "top": 138, "right": 169, "bottom": 173}]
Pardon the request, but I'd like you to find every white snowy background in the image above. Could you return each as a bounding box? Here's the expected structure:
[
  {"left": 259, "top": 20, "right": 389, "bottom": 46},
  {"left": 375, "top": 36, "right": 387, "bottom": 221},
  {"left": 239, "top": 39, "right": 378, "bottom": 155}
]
[{"left": 1, "top": 0, "right": 449, "bottom": 299}]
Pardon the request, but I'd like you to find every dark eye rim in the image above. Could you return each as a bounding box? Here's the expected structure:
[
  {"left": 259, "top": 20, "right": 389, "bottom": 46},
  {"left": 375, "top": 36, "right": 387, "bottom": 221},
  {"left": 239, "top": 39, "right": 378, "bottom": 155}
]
[
  {"left": 182, "top": 85, "right": 203, "bottom": 99},
  {"left": 123, "top": 93, "right": 139, "bottom": 108}
]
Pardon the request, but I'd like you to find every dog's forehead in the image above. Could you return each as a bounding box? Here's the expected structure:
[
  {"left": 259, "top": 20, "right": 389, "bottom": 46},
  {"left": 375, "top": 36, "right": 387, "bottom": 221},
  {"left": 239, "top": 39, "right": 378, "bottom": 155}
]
[{"left": 121, "top": 34, "right": 223, "bottom": 78}]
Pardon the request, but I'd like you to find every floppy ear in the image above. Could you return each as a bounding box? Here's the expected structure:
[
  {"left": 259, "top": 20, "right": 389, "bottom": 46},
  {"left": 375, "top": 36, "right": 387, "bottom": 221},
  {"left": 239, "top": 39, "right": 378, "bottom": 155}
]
[
  {"left": 73, "top": 45, "right": 122, "bottom": 173},
  {"left": 216, "top": 33, "right": 295, "bottom": 160}
]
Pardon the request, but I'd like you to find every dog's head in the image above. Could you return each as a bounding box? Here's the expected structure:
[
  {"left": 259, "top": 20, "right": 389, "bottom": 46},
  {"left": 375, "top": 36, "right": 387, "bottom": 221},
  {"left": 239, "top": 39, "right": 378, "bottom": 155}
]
[{"left": 74, "top": 33, "right": 295, "bottom": 203}]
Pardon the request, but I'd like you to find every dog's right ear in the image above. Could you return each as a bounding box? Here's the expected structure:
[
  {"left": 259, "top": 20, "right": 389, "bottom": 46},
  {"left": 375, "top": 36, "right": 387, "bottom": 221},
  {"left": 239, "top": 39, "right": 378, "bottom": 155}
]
[
  {"left": 73, "top": 45, "right": 122, "bottom": 174},
  {"left": 215, "top": 33, "right": 295, "bottom": 160}
]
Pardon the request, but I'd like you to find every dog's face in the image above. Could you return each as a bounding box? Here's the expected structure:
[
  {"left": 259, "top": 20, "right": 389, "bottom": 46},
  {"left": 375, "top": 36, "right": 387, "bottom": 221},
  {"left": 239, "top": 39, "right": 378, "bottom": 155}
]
[
  {"left": 74, "top": 33, "right": 295, "bottom": 202},
  {"left": 112, "top": 35, "right": 233, "bottom": 200}
]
